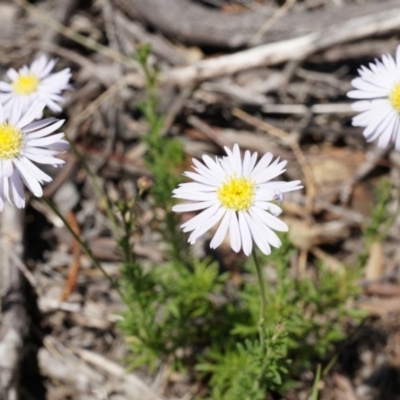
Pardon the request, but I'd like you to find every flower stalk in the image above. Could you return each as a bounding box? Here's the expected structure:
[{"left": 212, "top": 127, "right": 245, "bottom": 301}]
[{"left": 252, "top": 248, "right": 267, "bottom": 353}]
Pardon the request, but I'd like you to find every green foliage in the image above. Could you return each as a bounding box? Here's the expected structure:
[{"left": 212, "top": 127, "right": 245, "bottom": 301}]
[
  {"left": 364, "top": 179, "right": 397, "bottom": 245},
  {"left": 197, "top": 236, "right": 362, "bottom": 399},
  {"left": 198, "top": 329, "right": 290, "bottom": 400},
  {"left": 120, "top": 257, "right": 231, "bottom": 370},
  {"left": 356, "top": 179, "right": 398, "bottom": 267},
  {"left": 135, "top": 45, "right": 186, "bottom": 263},
  {"left": 136, "top": 44, "right": 184, "bottom": 210}
]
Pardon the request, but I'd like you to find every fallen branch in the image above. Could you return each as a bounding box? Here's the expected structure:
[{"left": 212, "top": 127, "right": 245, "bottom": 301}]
[{"left": 163, "top": 7, "right": 400, "bottom": 86}]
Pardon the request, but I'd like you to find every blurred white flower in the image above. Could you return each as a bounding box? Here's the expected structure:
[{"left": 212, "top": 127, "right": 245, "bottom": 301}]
[
  {"left": 0, "top": 55, "right": 71, "bottom": 116},
  {"left": 0, "top": 101, "right": 67, "bottom": 211},
  {"left": 347, "top": 45, "right": 400, "bottom": 150},
  {"left": 172, "top": 144, "right": 302, "bottom": 256}
]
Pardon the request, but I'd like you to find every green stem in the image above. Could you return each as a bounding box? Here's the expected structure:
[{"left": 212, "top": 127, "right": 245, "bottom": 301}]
[
  {"left": 42, "top": 196, "right": 128, "bottom": 304},
  {"left": 252, "top": 248, "right": 266, "bottom": 353}
]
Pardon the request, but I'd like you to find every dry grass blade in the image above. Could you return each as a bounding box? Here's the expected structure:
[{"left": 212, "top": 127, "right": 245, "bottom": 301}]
[{"left": 60, "top": 211, "right": 82, "bottom": 301}]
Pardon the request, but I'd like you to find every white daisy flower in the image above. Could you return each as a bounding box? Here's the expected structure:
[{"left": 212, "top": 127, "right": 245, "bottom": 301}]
[
  {"left": 172, "top": 144, "right": 303, "bottom": 256},
  {"left": 0, "top": 101, "right": 68, "bottom": 211},
  {"left": 347, "top": 45, "right": 400, "bottom": 150},
  {"left": 0, "top": 55, "right": 71, "bottom": 116}
]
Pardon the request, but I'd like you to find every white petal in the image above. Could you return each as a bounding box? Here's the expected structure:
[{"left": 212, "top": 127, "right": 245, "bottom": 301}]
[
  {"left": 18, "top": 157, "right": 52, "bottom": 183},
  {"left": 251, "top": 206, "right": 288, "bottom": 232},
  {"left": 14, "top": 159, "right": 43, "bottom": 197},
  {"left": 172, "top": 200, "right": 216, "bottom": 213},
  {"left": 249, "top": 152, "right": 273, "bottom": 178},
  {"left": 242, "top": 150, "right": 251, "bottom": 177},
  {"left": 45, "top": 99, "right": 62, "bottom": 113},
  {"left": 25, "top": 119, "right": 65, "bottom": 139},
  {"left": 0, "top": 180, "right": 5, "bottom": 211},
  {"left": 184, "top": 171, "right": 220, "bottom": 186},
  {"left": 364, "top": 109, "right": 398, "bottom": 143},
  {"left": 173, "top": 189, "right": 216, "bottom": 201},
  {"left": 24, "top": 152, "right": 65, "bottom": 166},
  {"left": 174, "top": 182, "right": 216, "bottom": 192},
  {"left": 254, "top": 159, "right": 286, "bottom": 184},
  {"left": 202, "top": 155, "right": 226, "bottom": 179},
  {"left": 243, "top": 212, "right": 271, "bottom": 255},
  {"left": 233, "top": 144, "right": 243, "bottom": 175},
  {"left": 30, "top": 55, "right": 48, "bottom": 75},
  {"left": 16, "top": 100, "right": 47, "bottom": 128},
  {"left": 7, "top": 68, "right": 19, "bottom": 81},
  {"left": 24, "top": 133, "right": 66, "bottom": 148},
  {"left": 187, "top": 207, "right": 225, "bottom": 244},
  {"left": 249, "top": 209, "right": 282, "bottom": 248},
  {"left": 192, "top": 166, "right": 222, "bottom": 185},
  {"left": 254, "top": 201, "right": 282, "bottom": 217},
  {"left": 210, "top": 210, "right": 232, "bottom": 249},
  {"left": 1, "top": 160, "right": 13, "bottom": 178},
  {"left": 228, "top": 212, "right": 241, "bottom": 253},
  {"left": 20, "top": 117, "right": 58, "bottom": 133},
  {"left": 8, "top": 98, "right": 22, "bottom": 126},
  {"left": 182, "top": 203, "right": 220, "bottom": 232},
  {"left": 238, "top": 211, "right": 252, "bottom": 256},
  {"left": 0, "top": 82, "right": 11, "bottom": 92},
  {"left": 10, "top": 169, "right": 25, "bottom": 208},
  {"left": 394, "top": 117, "right": 400, "bottom": 150}
]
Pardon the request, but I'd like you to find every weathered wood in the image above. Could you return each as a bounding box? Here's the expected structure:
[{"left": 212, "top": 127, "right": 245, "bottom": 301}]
[
  {"left": 114, "top": 0, "right": 400, "bottom": 48},
  {"left": 163, "top": 7, "right": 400, "bottom": 85},
  {"left": 0, "top": 206, "right": 28, "bottom": 400}
]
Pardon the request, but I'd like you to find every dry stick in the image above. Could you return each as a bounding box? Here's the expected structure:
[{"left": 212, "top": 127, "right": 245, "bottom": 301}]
[
  {"left": 161, "top": 87, "right": 193, "bottom": 136},
  {"left": 68, "top": 78, "right": 126, "bottom": 134},
  {"left": 27, "top": 40, "right": 144, "bottom": 88},
  {"left": 339, "top": 145, "right": 391, "bottom": 204},
  {"left": 0, "top": 207, "right": 28, "bottom": 399},
  {"left": 14, "top": 0, "right": 139, "bottom": 69},
  {"left": 249, "top": 0, "right": 297, "bottom": 46},
  {"left": 114, "top": 10, "right": 188, "bottom": 66},
  {"left": 64, "top": 79, "right": 127, "bottom": 236},
  {"left": 39, "top": 0, "right": 79, "bottom": 46},
  {"left": 71, "top": 346, "right": 165, "bottom": 400},
  {"left": 232, "top": 108, "right": 316, "bottom": 214},
  {"left": 187, "top": 115, "right": 230, "bottom": 149},
  {"left": 101, "top": 0, "right": 122, "bottom": 55},
  {"left": 164, "top": 9, "right": 400, "bottom": 85},
  {"left": 42, "top": 197, "right": 128, "bottom": 306}
]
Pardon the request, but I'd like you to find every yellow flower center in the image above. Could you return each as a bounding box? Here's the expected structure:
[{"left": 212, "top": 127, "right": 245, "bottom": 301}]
[
  {"left": 12, "top": 73, "right": 40, "bottom": 95},
  {"left": 0, "top": 123, "right": 24, "bottom": 160},
  {"left": 217, "top": 175, "right": 255, "bottom": 211},
  {"left": 389, "top": 82, "right": 400, "bottom": 113}
]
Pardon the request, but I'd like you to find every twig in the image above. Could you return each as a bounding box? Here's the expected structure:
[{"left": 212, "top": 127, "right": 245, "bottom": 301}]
[
  {"left": 60, "top": 211, "right": 82, "bottom": 301},
  {"left": 163, "top": 8, "right": 400, "bottom": 85},
  {"left": 71, "top": 346, "right": 165, "bottom": 400},
  {"left": 249, "top": 0, "right": 297, "bottom": 46},
  {"left": 187, "top": 116, "right": 229, "bottom": 149},
  {"left": 340, "top": 145, "right": 391, "bottom": 204},
  {"left": 14, "top": 0, "right": 140, "bottom": 69},
  {"left": 0, "top": 206, "right": 28, "bottom": 399}
]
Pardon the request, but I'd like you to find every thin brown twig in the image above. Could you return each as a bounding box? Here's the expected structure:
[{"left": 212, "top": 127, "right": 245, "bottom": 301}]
[{"left": 60, "top": 211, "right": 82, "bottom": 301}]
